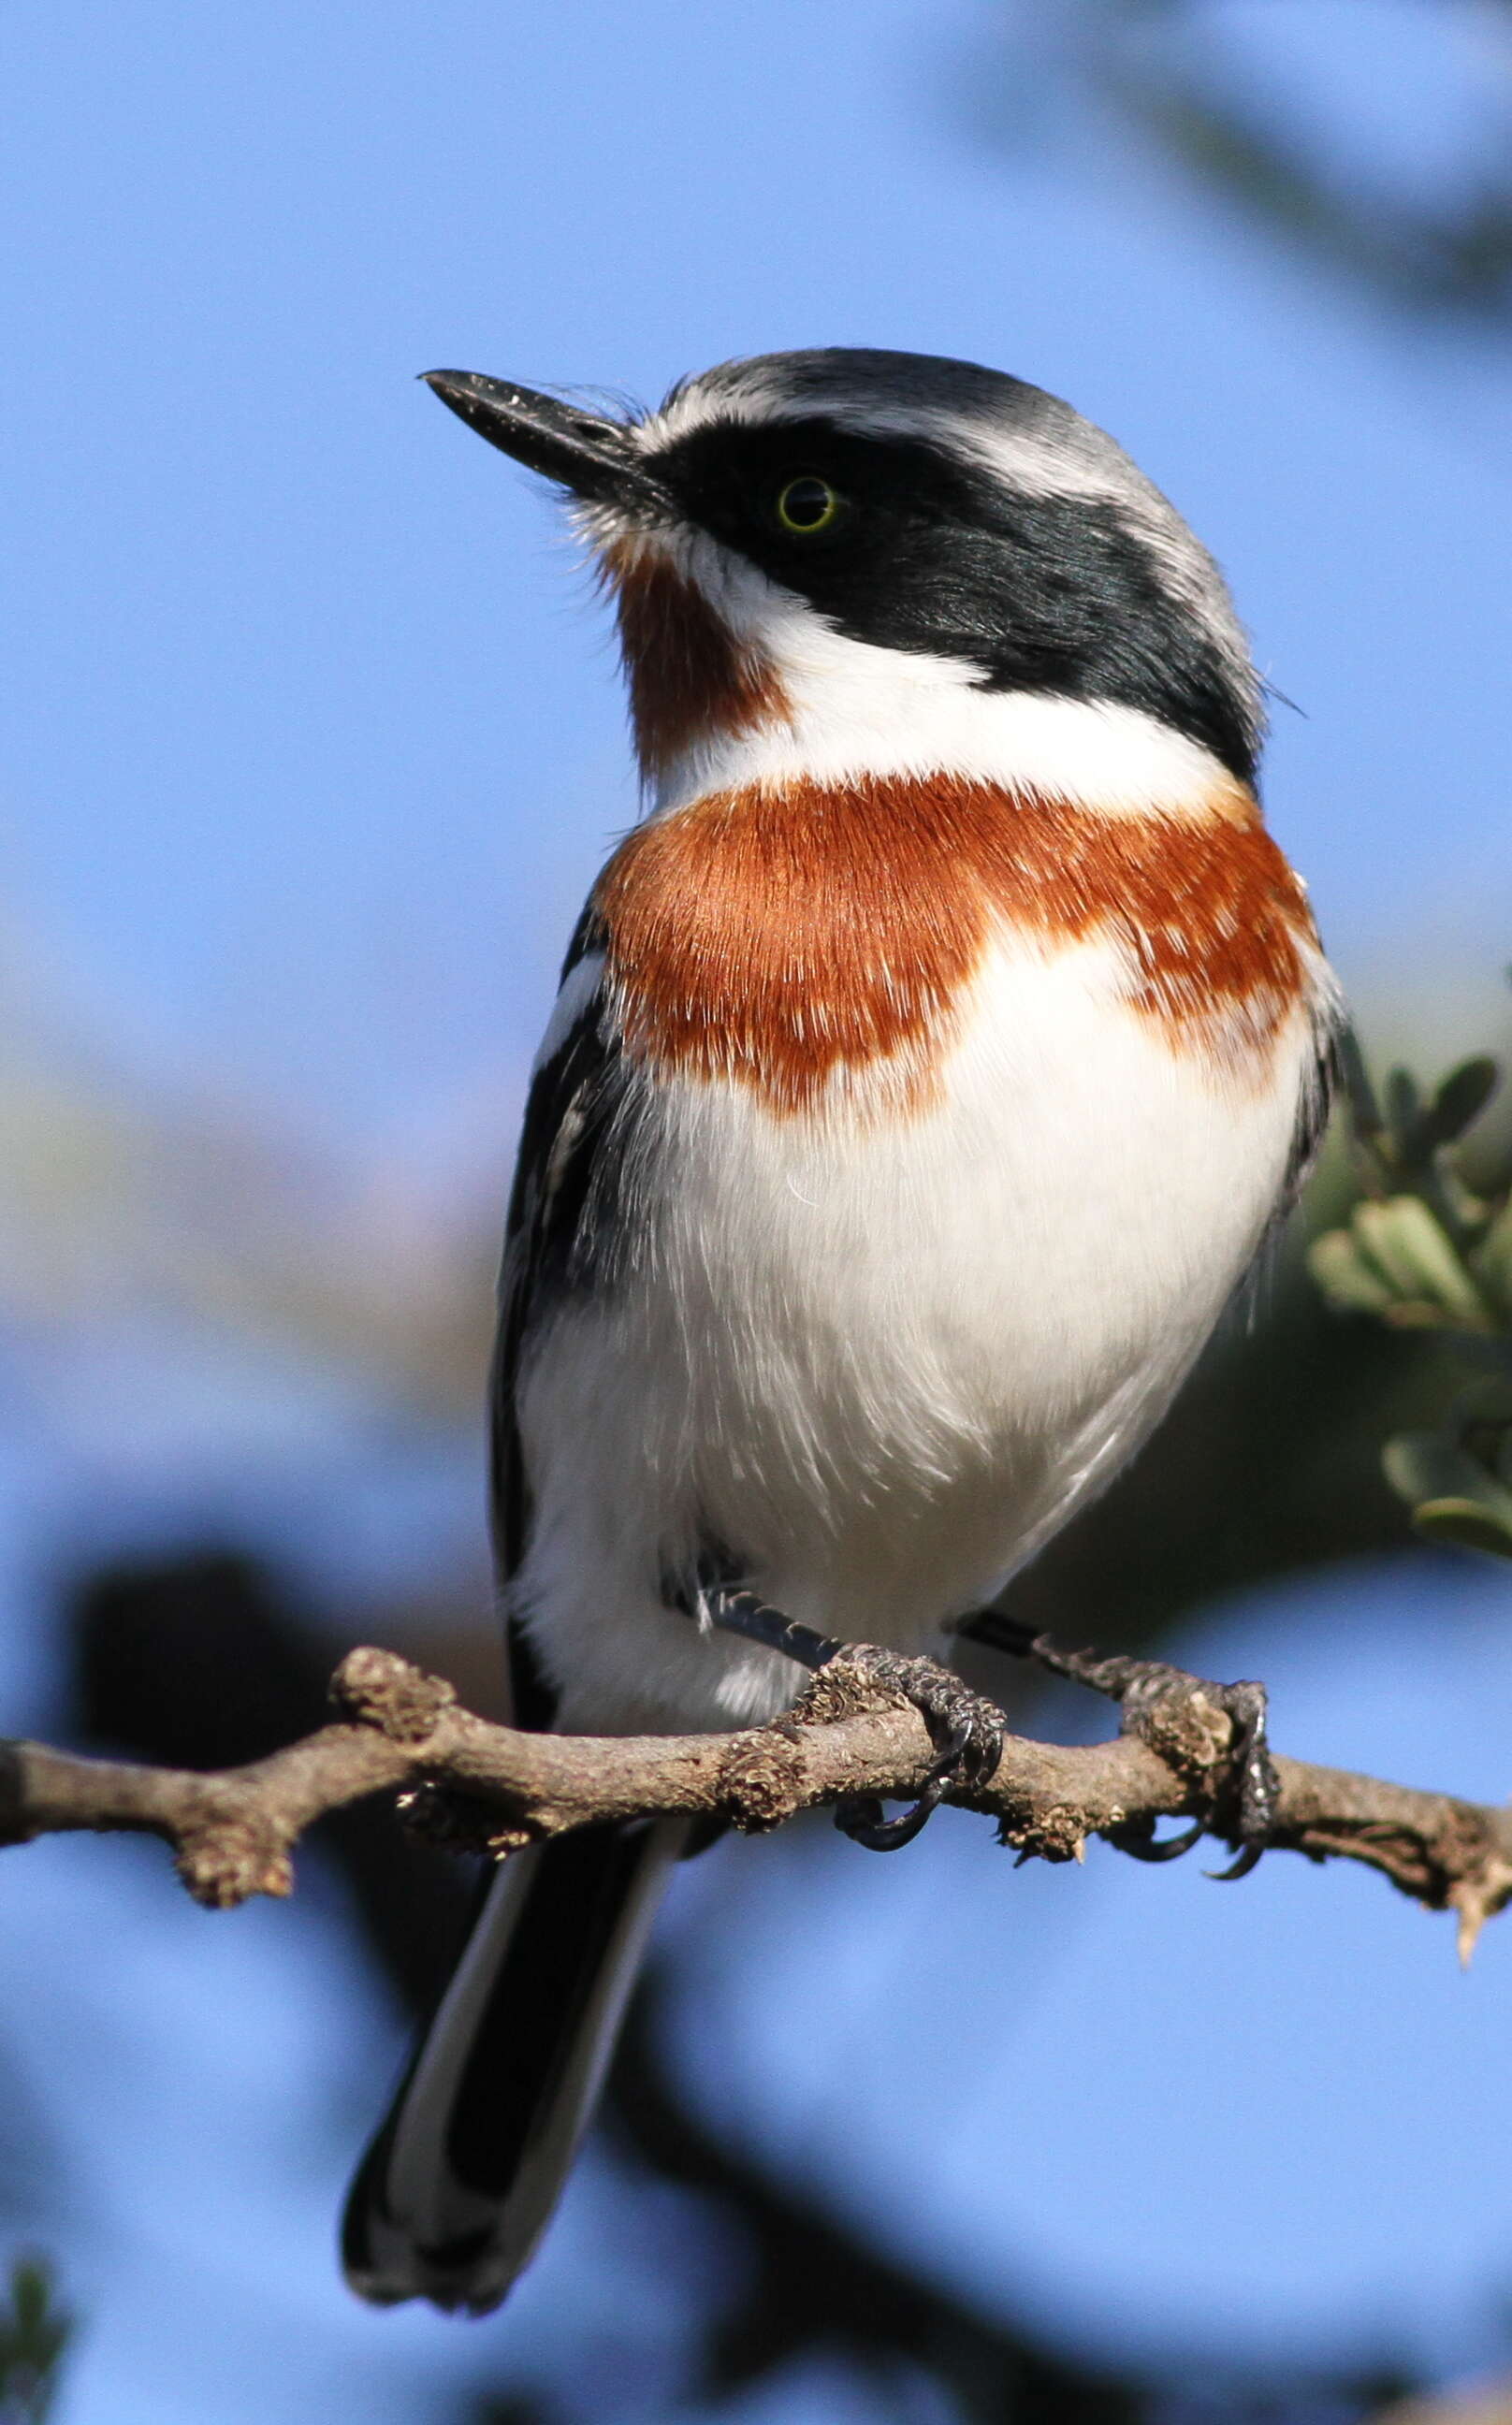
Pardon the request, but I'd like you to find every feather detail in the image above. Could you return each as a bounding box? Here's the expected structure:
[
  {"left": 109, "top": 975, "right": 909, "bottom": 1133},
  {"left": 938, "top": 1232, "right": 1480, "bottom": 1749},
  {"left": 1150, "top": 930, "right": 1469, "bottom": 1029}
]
[
  {"left": 592, "top": 775, "right": 1319, "bottom": 1116},
  {"left": 601, "top": 536, "right": 789, "bottom": 781}
]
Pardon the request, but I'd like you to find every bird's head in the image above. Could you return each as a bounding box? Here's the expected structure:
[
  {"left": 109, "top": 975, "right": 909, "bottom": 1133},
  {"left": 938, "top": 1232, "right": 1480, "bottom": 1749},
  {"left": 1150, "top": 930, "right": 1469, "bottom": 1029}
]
[{"left": 424, "top": 348, "right": 1261, "bottom": 820}]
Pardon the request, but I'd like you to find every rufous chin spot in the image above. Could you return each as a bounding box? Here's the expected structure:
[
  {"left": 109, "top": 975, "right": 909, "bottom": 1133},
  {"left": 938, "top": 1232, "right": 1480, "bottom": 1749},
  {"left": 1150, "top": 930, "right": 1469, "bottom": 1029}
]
[
  {"left": 594, "top": 776, "right": 1319, "bottom": 1117},
  {"left": 600, "top": 538, "right": 789, "bottom": 781}
]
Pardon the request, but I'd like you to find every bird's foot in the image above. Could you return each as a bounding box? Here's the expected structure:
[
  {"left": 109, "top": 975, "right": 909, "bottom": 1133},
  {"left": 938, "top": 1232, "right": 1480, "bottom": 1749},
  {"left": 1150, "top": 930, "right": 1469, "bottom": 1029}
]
[
  {"left": 806, "top": 1646, "right": 1008, "bottom": 1851},
  {"left": 691, "top": 1582, "right": 843, "bottom": 1674},
  {"left": 694, "top": 1588, "right": 1004, "bottom": 1851},
  {"left": 959, "top": 1609, "right": 1277, "bottom": 1876}
]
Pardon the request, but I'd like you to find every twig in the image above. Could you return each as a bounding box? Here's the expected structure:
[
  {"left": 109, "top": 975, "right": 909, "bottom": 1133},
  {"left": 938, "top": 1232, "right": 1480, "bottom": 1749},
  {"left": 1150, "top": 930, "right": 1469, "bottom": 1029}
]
[{"left": 2, "top": 1644, "right": 1510, "bottom": 1957}]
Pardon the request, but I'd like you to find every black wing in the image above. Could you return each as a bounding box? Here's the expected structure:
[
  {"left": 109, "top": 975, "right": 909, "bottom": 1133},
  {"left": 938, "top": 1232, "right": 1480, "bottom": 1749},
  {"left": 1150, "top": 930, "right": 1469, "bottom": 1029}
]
[
  {"left": 1278, "top": 985, "right": 1344, "bottom": 1218},
  {"left": 489, "top": 905, "right": 633, "bottom": 1732}
]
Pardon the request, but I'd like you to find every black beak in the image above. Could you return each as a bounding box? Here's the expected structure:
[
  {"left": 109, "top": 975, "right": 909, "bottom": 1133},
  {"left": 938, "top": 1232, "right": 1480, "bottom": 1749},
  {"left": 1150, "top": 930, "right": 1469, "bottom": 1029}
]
[{"left": 422, "top": 370, "right": 663, "bottom": 515}]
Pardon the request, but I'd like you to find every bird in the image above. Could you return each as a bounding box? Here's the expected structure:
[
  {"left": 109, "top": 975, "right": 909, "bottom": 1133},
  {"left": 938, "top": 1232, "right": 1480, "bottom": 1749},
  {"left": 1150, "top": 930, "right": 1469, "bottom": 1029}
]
[{"left": 342, "top": 347, "right": 1339, "bottom": 2314}]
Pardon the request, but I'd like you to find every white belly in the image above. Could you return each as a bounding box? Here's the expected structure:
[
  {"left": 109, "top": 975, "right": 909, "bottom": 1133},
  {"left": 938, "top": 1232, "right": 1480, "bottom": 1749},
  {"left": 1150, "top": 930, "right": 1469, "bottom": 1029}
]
[{"left": 515, "top": 929, "right": 1313, "bottom": 1733}]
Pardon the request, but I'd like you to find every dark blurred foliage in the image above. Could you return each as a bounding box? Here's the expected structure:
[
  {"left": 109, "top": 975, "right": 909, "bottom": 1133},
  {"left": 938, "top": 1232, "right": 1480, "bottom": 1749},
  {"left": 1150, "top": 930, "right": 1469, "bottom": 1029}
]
[
  {"left": 988, "top": 1, "right": 1512, "bottom": 325},
  {"left": 73, "top": 1550, "right": 474, "bottom": 2009},
  {"left": 23, "top": 1250, "right": 1454, "bottom": 2425},
  {"left": 0, "top": 2256, "right": 71, "bottom": 2425}
]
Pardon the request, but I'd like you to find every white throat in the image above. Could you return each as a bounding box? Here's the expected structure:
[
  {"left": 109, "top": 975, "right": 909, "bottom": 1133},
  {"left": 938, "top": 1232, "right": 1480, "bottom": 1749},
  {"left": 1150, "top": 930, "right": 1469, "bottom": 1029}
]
[{"left": 617, "top": 526, "right": 1245, "bottom": 822}]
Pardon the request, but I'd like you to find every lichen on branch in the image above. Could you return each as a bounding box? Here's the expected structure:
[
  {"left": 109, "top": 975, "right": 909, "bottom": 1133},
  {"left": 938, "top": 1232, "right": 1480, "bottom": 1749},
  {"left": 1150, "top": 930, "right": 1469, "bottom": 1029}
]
[{"left": 3, "top": 1642, "right": 1509, "bottom": 1958}]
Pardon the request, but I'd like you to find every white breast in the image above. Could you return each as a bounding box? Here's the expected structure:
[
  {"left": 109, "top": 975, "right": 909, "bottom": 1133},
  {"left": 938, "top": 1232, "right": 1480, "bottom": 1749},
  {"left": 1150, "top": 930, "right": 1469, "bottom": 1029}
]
[{"left": 513, "top": 926, "right": 1314, "bottom": 1735}]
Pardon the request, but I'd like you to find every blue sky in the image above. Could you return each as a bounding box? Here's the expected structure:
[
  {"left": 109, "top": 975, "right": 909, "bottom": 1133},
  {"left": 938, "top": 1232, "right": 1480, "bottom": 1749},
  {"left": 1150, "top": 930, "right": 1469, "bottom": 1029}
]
[{"left": 2, "top": 3, "right": 1512, "bottom": 2419}]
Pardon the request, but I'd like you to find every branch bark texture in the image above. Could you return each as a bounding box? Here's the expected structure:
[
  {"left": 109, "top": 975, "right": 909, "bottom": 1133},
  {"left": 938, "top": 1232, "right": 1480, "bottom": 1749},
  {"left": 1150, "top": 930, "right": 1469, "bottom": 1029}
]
[{"left": 4, "top": 1645, "right": 1510, "bottom": 1956}]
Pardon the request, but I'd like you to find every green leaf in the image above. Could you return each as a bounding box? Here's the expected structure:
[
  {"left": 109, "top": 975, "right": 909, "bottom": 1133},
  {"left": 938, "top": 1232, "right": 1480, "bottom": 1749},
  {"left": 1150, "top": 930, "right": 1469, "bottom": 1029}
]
[
  {"left": 1336, "top": 1024, "right": 1383, "bottom": 1139},
  {"left": 1423, "top": 1056, "right": 1501, "bottom": 1148},
  {"left": 1307, "top": 1229, "right": 1397, "bottom": 1315},
  {"left": 1473, "top": 1202, "right": 1512, "bottom": 1320},
  {"left": 1383, "top": 1066, "right": 1421, "bottom": 1155},
  {"left": 1352, "top": 1198, "right": 1491, "bottom": 1327},
  {"left": 1382, "top": 1430, "right": 1507, "bottom": 1511},
  {"left": 1384, "top": 1432, "right": 1512, "bottom": 1572},
  {"left": 1411, "top": 1498, "right": 1512, "bottom": 1561}
]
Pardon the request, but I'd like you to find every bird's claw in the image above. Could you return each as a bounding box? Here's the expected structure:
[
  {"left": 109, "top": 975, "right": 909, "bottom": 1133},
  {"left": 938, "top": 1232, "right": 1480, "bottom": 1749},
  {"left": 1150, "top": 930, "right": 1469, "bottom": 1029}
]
[
  {"left": 812, "top": 1647, "right": 1007, "bottom": 1852},
  {"left": 1113, "top": 1663, "right": 1279, "bottom": 1867},
  {"left": 688, "top": 1590, "right": 1005, "bottom": 1851},
  {"left": 958, "top": 1610, "right": 1279, "bottom": 1875},
  {"left": 1211, "top": 1677, "right": 1280, "bottom": 1846},
  {"left": 1206, "top": 1839, "right": 1265, "bottom": 1882},
  {"left": 1110, "top": 1817, "right": 1206, "bottom": 1865},
  {"left": 690, "top": 1586, "right": 1277, "bottom": 1867}
]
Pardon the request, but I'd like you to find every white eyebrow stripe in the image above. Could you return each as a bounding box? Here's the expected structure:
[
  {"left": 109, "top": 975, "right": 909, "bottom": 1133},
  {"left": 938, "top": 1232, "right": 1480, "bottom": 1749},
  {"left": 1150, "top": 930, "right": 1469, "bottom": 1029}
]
[{"left": 641, "top": 382, "right": 1121, "bottom": 505}]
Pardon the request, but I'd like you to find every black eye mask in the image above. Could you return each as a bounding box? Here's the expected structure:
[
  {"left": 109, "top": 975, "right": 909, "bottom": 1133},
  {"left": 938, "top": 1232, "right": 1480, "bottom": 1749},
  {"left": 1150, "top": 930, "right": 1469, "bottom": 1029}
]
[{"left": 647, "top": 414, "right": 1258, "bottom": 789}]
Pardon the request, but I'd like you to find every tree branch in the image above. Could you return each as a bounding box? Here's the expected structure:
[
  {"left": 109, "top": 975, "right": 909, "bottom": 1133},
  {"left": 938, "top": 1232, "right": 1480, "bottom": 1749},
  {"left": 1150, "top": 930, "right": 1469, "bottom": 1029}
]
[{"left": 4, "top": 1644, "right": 1510, "bottom": 1957}]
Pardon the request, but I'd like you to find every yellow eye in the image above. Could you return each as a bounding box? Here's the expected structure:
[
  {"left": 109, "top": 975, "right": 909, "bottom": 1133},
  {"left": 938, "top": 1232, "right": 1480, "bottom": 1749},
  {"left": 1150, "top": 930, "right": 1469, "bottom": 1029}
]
[{"left": 775, "top": 474, "right": 842, "bottom": 534}]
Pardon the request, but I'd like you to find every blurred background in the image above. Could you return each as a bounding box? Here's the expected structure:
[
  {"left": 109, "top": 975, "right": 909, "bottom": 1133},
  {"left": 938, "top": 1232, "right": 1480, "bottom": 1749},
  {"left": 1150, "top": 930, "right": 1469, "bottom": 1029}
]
[{"left": 2, "top": 2, "right": 1512, "bottom": 2418}]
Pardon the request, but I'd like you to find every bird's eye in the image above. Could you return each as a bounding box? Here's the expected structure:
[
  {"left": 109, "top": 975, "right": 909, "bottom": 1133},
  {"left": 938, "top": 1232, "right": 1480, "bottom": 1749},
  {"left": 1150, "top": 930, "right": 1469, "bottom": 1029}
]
[{"left": 775, "top": 475, "right": 843, "bottom": 535}]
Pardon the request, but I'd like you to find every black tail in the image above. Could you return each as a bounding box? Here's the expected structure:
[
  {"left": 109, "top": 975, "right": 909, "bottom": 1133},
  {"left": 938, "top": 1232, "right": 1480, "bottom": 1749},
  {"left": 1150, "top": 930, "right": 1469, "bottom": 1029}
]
[{"left": 342, "top": 1820, "right": 682, "bottom": 2312}]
